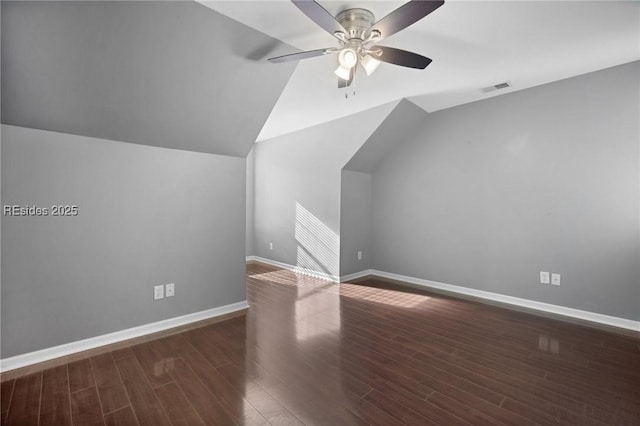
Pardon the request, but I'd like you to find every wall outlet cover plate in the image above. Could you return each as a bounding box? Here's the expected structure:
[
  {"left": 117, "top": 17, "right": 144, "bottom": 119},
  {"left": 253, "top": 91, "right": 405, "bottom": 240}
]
[
  {"left": 166, "top": 283, "right": 175, "bottom": 297},
  {"left": 154, "top": 285, "right": 164, "bottom": 300},
  {"left": 540, "top": 271, "right": 550, "bottom": 284}
]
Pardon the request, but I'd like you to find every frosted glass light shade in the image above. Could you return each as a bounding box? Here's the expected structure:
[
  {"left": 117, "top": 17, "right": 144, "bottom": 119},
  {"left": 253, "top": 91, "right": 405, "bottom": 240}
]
[
  {"left": 361, "top": 54, "right": 381, "bottom": 76},
  {"left": 338, "top": 48, "right": 358, "bottom": 69},
  {"left": 334, "top": 65, "right": 351, "bottom": 80}
]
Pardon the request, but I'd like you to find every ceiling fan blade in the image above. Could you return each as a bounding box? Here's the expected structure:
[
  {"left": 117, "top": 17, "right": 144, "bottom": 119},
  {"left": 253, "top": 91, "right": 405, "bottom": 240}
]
[
  {"left": 365, "top": 0, "right": 444, "bottom": 40},
  {"left": 371, "top": 45, "right": 432, "bottom": 69},
  {"left": 338, "top": 67, "right": 354, "bottom": 88},
  {"left": 268, "top": 48, "right": 336, "bottom": 63},
  {"left": 292, "top": 0, "right": 348, "bottom": 39}
]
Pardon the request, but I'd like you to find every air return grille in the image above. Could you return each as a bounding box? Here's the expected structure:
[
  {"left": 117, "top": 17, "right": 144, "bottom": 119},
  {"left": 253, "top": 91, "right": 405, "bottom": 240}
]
[{"left": 481, "top": 82, "right": 511, "bottom": 93}]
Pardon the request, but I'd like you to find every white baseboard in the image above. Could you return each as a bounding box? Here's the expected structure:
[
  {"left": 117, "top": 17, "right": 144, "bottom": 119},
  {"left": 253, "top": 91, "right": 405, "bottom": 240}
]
[
  {"left": 369, "top": 270, "right": 640, "bottom": 332},
  {"left": 0, "top": 301, "right": 249, "bottom": 373},
  {"left": 252, "top": 260, "right": 640, "bottom": 332},
  {"left": 340, "top": 269, "right": 374, "bottom": 282},
  {"left": 248, "top": 256, "right": 340, "bottom": 282}
]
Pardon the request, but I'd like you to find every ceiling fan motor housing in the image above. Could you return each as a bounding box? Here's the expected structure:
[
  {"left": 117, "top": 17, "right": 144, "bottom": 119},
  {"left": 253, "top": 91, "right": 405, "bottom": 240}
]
[{"left": 336, "top": 8, "right": 375, "bottom": 40}]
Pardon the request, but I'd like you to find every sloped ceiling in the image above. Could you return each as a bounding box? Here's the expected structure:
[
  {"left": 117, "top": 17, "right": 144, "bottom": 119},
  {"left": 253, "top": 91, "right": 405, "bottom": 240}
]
[
  {"left": 344, "top": 98, "right": 427, "bottom": 174},
  {"left": 1, "top": 1, "right": 296, "bottom": 157},
  {"left": 3, "top": 1, "right": 638, "bottom": 153},
  {"left": 202, "top": 1, "right": 640, "bottom": 142}
]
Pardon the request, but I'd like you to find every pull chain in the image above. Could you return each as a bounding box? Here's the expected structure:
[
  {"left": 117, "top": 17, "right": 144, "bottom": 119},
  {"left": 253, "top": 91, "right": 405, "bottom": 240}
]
[{"left": 344, "top": 78, "right": 356, "bottom": 99}]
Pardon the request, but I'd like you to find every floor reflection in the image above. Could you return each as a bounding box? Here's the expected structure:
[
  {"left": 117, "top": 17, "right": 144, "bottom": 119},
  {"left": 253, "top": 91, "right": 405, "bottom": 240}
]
[
  {"left": 244, "top": 262, "right": 640, "bottom": 425},
  {"left": 247, "top": 264, "right": 360, "bottom": 424},
  {"left": 340, "top": 282, "right": 430, "bottom": 308},
  {"left": 12, "top": 262, "right": 637, "bottom": 425},
  {"left": 538, "top": 334, "right": 560, "bottom": 354}
]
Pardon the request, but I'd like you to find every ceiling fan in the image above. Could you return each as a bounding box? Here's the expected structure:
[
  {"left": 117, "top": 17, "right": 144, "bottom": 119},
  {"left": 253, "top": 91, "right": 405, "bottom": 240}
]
[{"left": 268, "top": 0, "right": 444, "bottom": 88}]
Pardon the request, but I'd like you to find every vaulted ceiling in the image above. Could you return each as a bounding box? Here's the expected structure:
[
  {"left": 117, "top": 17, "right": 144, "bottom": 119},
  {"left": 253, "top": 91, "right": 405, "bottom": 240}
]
[
  {"left": 3, "top": 1, "right": 639, "bottom": 156},
  {"left": 1, "top": 1, "right": 296, "bottom": 157},
  {"left": 202, "top": 1, "right": 640, "bottom": 142}
]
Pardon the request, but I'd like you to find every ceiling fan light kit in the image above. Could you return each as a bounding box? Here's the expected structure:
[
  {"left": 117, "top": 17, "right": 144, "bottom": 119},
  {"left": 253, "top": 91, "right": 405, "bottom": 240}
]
[
  {"left": 338, "top": 48, "right": 358, "bottom": 69},
  {"left": 268, "top": 0, "right": 445, "bottom": 88},
  {"left": 334, "top": 64, "right": 352, "bottom": 80},
  {"left": 361, "top": 53, "right": 381, "bottom": 76}
]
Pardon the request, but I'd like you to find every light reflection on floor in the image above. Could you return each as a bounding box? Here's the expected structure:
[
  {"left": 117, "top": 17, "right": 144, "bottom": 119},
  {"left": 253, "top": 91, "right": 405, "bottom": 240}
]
[
  {"left": 340, "top": 282, "right": 430, "bottom": 309},
  {"left": 538, "top": 334, "right": 561, "bottom": 354},
  {"left": 245, "top": 263, "right": 640, "bottom": 425},
  {"left": 248, "top": 270, "right": 338, "bottom": 293},
  {"left": 249, "top": 269, "right": 430, "bottom": 309}
]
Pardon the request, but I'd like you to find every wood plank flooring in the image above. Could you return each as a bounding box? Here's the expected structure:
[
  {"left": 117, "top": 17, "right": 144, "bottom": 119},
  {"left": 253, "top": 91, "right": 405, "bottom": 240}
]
[{"left": 1, "top": 262, "right": 638, "bottom": 425}]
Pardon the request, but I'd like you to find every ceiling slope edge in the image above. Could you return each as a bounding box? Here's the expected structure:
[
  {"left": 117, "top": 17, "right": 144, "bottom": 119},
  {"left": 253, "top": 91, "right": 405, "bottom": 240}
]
[
  {"left": 344, "top": 98, "right": 428, "bottom": 174},
  {"left": 257, "top": 98, "right": 401, "bottom": 149}
]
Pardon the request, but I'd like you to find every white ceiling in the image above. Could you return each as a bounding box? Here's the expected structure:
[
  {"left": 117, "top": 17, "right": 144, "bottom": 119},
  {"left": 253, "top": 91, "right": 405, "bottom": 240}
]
[{"left": 200, "top": 1, "right": 640, "bottom": 142}]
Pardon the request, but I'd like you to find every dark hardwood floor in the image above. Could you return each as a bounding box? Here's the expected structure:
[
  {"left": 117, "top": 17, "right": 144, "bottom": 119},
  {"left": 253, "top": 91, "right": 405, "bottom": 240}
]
[{"left": 1, "top": 262, "right": 638, "bottom": 425}]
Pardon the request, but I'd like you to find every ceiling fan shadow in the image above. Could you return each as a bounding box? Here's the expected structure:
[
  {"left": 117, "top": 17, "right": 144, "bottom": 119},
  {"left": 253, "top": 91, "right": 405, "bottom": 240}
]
[
  {"left": 229, "top": 33, "right": 294, "bottom": 62},
  {"left": 244, "top": 39, "right": 282, "bottom": 62}
]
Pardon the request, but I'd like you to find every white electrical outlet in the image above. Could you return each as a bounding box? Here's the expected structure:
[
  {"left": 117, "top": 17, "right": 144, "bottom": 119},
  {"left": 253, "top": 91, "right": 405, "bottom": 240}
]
[
  {"left": 540, "top": 271, "right": 550, "bottom": 284},
  {"left": 154, "top": 285, "right": 164, "bottom": 300},
  {"left": 269, "top": 242, "right": 273, "bottom": 250},
  {"left": 166, "top": 283, "right": 175, "bottom": 297},
  {"left": 357, "top": 251, "right": 362, "bottom": 260},
  {"left": 551, "top": 273, "right": 561, "bottom": 286}
]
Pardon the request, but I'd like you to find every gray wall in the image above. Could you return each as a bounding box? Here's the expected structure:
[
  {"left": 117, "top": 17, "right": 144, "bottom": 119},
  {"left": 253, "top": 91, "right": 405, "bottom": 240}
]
[
  {"left": 1, "top": 1, "right": 295, "bottom": 157},
  {"left": 340, "top": 99, "right": 427, "bottom": 277},
  {"left": 252, "top": 102, "right": 397, "bottom": 278},
  {"left": 1, "top": 125, "right": 247, "bottom": 358},
  {"left": 339, "top": 171, "right": 372, "bottom": 276},
  {"left": 370, "top": 62, "right": 640, "bottom": 320},
  {"left": 246, "top": 146, "right": 255, "bottom": 257}
]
